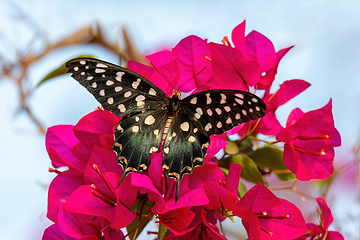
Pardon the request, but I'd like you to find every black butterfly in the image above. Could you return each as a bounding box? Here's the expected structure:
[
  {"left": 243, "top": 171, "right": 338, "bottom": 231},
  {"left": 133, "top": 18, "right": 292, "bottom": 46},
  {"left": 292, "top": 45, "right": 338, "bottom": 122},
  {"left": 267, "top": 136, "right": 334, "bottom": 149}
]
[{"left": 66, "top": 58, "right": 266, "bottom": 201}]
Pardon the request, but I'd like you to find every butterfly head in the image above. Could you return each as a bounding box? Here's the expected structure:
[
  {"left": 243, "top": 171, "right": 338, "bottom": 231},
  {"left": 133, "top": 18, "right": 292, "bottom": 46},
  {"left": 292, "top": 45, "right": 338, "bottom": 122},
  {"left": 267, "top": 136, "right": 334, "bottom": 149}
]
[{"left": 168, "top": 90, "right": 181, "bottom": 114}]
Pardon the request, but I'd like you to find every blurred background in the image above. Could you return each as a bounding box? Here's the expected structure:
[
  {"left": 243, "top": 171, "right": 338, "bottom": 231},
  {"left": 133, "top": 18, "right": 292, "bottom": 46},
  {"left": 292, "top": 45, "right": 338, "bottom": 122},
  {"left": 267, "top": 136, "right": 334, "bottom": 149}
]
[{"left": 0, "top": 0, "right": 359, "bottom": 239}]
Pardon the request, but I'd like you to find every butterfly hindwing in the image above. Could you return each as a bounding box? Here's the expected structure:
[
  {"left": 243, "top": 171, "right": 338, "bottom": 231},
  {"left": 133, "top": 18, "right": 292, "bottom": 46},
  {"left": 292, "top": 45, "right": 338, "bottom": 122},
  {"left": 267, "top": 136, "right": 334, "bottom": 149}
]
[
  {"left": 162, "top": 113, "right": 209, "bottom": 179},
  {"left": 66, "top": 58, "right": 168, "bottom": 117},
  {"left": 113, "top": 109, "right": 168, "bottom": 179},
  {"left": 182, "top": 90, "right": 266, "bottom": 136}
]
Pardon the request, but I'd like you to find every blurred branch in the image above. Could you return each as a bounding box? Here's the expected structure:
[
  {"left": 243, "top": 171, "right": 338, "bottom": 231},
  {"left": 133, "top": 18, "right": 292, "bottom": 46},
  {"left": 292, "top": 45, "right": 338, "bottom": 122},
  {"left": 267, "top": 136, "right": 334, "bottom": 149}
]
[{"left": 0, "top": 12, "right": 146, "bottom": 134}]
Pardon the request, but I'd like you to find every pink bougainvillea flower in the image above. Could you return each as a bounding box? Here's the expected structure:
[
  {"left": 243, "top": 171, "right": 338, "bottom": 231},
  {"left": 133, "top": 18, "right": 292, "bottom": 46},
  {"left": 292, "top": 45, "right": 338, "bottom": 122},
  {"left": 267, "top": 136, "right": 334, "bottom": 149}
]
[
  {"left": 233, "top": 183, "right": 307, "bottom": 240},
  {"left": 204, "top": 163, "right": 241, "bottom": 211},
  {"left": 276, "top": 100, "right": 341, "bottom": 180},
  {"left": 296, "top": 198, "right": 344, "bottom": 240}
]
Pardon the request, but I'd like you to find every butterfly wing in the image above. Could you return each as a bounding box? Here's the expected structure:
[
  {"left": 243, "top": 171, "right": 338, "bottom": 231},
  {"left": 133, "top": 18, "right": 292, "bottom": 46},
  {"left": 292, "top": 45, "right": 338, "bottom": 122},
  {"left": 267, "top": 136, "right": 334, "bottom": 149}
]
[
  {"left": 113, "top": 109, "right": 168, "bottom": 179},
  {"left": 66, "top": 58, "right": 169, "bottom": 117},
  {"left": 66, "top": 58, "right": 170, "bottom": 179},
  {"left": 181, "top": 90, "right": 266, "bottom": 136}
]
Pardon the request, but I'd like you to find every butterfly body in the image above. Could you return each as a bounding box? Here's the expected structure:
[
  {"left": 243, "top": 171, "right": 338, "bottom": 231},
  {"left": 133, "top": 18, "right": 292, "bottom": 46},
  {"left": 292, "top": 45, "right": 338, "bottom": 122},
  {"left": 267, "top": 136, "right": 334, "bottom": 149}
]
[{"left": 66, "top": 58, "right": 266, "bottom": 201}]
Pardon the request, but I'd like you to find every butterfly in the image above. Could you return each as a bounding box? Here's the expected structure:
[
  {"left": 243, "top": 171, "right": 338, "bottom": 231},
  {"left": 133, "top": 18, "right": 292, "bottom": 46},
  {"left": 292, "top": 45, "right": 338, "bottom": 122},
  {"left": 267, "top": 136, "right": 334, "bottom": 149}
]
[{"left": 66, "top": 58, "right": 266, "bottom": 201}]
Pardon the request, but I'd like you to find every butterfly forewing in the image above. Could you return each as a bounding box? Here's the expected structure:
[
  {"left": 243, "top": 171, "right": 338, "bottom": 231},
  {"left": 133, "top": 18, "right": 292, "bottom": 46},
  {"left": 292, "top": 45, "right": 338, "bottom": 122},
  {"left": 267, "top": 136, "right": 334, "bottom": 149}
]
[
  {"left": 182, "top": 90, "right": 266, "bottom": 136},
  {"left": 66, "top": 58, "right": 168, "bottom": 117}
]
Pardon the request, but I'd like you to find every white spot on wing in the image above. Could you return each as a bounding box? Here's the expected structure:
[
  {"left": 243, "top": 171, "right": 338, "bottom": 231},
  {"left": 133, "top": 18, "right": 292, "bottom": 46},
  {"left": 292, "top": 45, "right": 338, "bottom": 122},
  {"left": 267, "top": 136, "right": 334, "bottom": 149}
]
[
  {"left": 132, "top": 78, "right": 141, "bottom": 89},
  {"left": 144, "top": 115, "right": 155, "bottom": 125},
  {"left": 153, "top": 129, "right": 159, "bottom": 136},
  {"left": 252, "top": 97, "right": 258, "bottom": 103},
  {"left": 132, "top": 125, "right": 139, "bottom": 133},
  {"left": 188, "top": 136, "right": 196, "bottom": 142},
  {"left": 164, "top": 147, "right": 169, "bottom": 154},
  {"left": 235, "top": 98, "right": 244, "bottom": 105},
  {"left": 220, "top": 93, "right": 226, "bottom": 104},
  {"left": 226, "top": 117, "right": 232, "bottom": 124},
  {"left": 190, "top": 97, "right": 197, "bottom": 104},
  {"left": 149, "top": 146, "right": 158, "bottom": 153},
  {"left": 124, "top": 91, "right": 132, "bottom": 98},
  {"left": 118, "top": 104, "right": 126, "bottom": 112},
  {"left": 217, "top": 121, "right": 222, "bottom": 128},
  {"left": 207, "top": 109, "right": 213, "bottom": 116},
  {"left": 180, "top": 122, "right": 190, "bottom": 131},
  {"left": 135, "top": 95, "right": 145, "bottom": 102},
  {"left": 206, "top": 93, "right": 212, "bottom": 104},
  {"left": 196, "top": 108, "right": 203, "bottom": 115},
  {"left": 92, "top": 82, "right": 97, "bottom": 88},
  {"left": 149, "top": 88, "right": 157, "bottom": 96},
  {"left": 135, "top": 116, "right": 140, "bottom": 122},
  {"left": 99, "top": 90, "right": 105, "bottom": 96},
  {"left": 106, "top": 80, "right": 114, "bottom": 86},
  {"left": 115, "top": 86, "right": 123, "bottom": 92},
  {"left": 205, "top": 123, "right": 212, "bottom": 131},
  {"left": 74, "top": 67, "right": 79, "bottom": 71},
  {"left": 79, "top": 60, "right": 86, "bottom": 65},
  {"left": 255, "top": 106, "right": 260, "bottom": 111},
  {"left": 107, "top": 97, "right": 114, "bottom": 104},
  {"left": 235, "top": 113, "right": 241, "bottom": 120},
  {"left": 224, "top": 106, "right": 231, "bottom": 112},
  {"left": 86, "top": 76, "right": 93, "bottom": 81},
  {"left": 235, "top": 93, "right": 244, "bottom": 99},
  {"left": 116, "top": 72, "right": 125, "bottom": 81},
  {"left": 215, "top": 108, "right": 222, "bottom": 115},
  {"left": 96, "top": 63, "right": 108, "bottom": 68},
  {"left": 95, "top": 68, "right": 106, "bottom": 73},
  {"left": 242, "top": 110, "right": 247, "bottom": 115}
]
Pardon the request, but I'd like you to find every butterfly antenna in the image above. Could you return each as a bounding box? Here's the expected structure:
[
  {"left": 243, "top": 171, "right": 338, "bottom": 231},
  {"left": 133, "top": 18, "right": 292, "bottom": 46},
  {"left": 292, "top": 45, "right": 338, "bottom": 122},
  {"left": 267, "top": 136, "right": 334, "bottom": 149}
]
[
  {"left": 150, "top": 62, "right": 176, "bottom": 90},
  {"left": 177, "top": 66, "right": 207, "bottom": 92}
]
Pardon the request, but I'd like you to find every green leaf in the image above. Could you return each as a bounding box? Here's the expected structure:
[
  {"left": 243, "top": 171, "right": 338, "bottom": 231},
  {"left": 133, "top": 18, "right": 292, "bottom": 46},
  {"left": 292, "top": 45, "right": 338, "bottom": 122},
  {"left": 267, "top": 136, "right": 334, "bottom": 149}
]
[
  {"left": 250, "top": 145, "right": 295, "bottom": 181},
  {"left": 158, "top": 223, "right": 169, "bottom": 240},
  {"left": 229, "top": 154, "right": 266, "bottom": 185},
  {"left": 36, "top": 55, "right": 95, "bottom": 88},
  {"left": 238, "top": 179, "right": 247, "bottom": 198},
  {"left": 225, "top": 140, "right": 238, "bottom": 155}
]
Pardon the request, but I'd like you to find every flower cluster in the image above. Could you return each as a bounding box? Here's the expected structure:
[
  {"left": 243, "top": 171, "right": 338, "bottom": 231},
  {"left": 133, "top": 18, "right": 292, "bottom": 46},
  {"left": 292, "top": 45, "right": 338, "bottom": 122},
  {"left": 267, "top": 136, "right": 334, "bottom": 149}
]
[{"left": 43, "top": 21, "right": 341, "bottom": 239}]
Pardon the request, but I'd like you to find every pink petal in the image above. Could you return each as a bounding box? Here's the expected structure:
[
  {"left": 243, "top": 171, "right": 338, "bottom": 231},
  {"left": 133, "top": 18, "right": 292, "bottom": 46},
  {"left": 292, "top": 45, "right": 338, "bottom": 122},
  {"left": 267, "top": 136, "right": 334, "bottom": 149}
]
[
  {"left": 46, "top": 125, "right": 82, "bottom": 171},
  {"left": 42, "top": 223, "right": 77, "bottom": 240},
  {"left": 286, "top": 108, "right": 305, "bottom": 127},
  {"left": 159, "top": 208, "right": 195, "bottom": 232},
  {"left": 84, "top": 146, "right": 122, "bottom": 187},
  {"left": 73, "top": 110, "right": 118, "bottom": 148},
  {"left": 231, "top": 20, "right": 246, "bottom": 51},
  {"left": 171, "top": 35, "right": 213, "bottom": 91},
  {"left": 258, "top": 46, "right": 293, "bottom": 91},
  {"left": 204, "top": 181, "right": 237, "bottom": 210},
  {"left": 64, "top": 185, "right": 116, "bottom": 222},
  {"left": 47, "top": 172, "right": 84, "bottom": 222},
  {"left": 245, "top": 30, "right": 277, "bottom": 72},
  {"left": 205, "top": 135, "right": 228, "bottom": 161},
  {"left": 150, "top": 60, "right": 179, "bottom": 97},
  {"left": 209, "top": 42, "right": 260, "bottom": 90},
  {"left": 57, "top": 207, "right": 101, "bottom": 239},
  {"left": 266, "top": 80, "right": 311, "bottom": 111},
  {"left": 237, "top": 183, "right": 281, "bottom": 212},
  {"left": 127, "top": 60, "right": 154, "bottom": 80},
  {"left": 226, "top": 163, "right": 242, "bottom": 196},
  {"left": 233, "top": 210, "right": 261, "bottom": 240},
  {"left": 258, "top": 199, "right": 307, "bottom": 240},
  {"left": 316, "top": 197, "right": 333, "bottom": 229}
]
